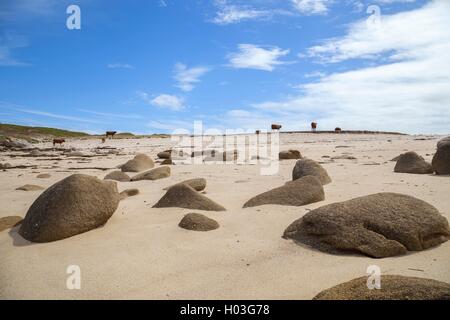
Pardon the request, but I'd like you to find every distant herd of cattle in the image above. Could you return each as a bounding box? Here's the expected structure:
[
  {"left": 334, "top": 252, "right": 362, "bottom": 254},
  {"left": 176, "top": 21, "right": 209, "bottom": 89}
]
[{"left": 52, "top": 125, "right": 342, "bottom": 146}]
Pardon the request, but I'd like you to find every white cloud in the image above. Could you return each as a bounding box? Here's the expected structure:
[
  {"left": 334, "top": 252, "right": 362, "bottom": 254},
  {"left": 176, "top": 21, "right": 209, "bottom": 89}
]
[
  {"left": 227, "top": 44, "right": 290, "bottom": 71},
  {"left": 230, "top": 0, "right": 450, "bottom": 134},
  {"left": 291, "top": 0, "right": 331, "bottom": 15},
  {"left": 173, "top": 63, "right": 210, "bottom": 92},
  {"left": 138, "top": 92, "right": 185, "bottom": 111}
]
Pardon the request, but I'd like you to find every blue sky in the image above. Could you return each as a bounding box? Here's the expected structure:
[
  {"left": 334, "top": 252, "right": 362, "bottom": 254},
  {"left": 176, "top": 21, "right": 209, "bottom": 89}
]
[{"left": 1, "top": 0, "right": 449, "bottom": 134}]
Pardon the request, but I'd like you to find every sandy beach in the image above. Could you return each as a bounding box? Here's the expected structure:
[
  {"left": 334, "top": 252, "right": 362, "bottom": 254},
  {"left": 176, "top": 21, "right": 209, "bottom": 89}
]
[{"left": 1, "top": 132, "right": 449, "bottom": 299}]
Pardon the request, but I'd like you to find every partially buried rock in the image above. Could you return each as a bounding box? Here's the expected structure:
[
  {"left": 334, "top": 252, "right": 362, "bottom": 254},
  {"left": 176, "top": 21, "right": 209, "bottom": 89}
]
[
  {"left": 153, "top": 184, "right": 225, "bottom": 211},
  {"left": 104, "top": 170, "right": 130, "bottom": 182},
  {"left": 283, "top": 193, "right": 450, "bottom": 258},
  {"left": 164, "top": 178, "right": 207, "bottom": 192},
  {"left": 0, "top": 163, "right": 12, "bottom": 169},
  {"left": 394, "top": 151, "right": 433, "bottom": 174},
  {"left": 279, "top": 150, "right": 302, "bottom": 160},
  {"left": 0, "top": 216, "right": 23, "bottom": 232},
  {"left": 131, "top": 166, "right": 170, "bottom": 181},
  {"left": 243, "top": 176, "right": 324, "bottom": 208},
  {"left": 161, "top": 159, "right": 173, "bottom": 165},
  {"left": 314, "top": 275, "right": 450, "bottom": 300},
  {"left": 19, "top": 174, "right": 120, "bottom": 242},
  {"left": 178, "top": 213, "right": 219, "bottom": 231},
  {"left": 16, "top": 184, "right": 45, "bottom": 191},
  {"left": 120, "top": 188, "right": 139, "bottom": 200},
  {"left": 36, "top": 173, "right": 51, "bottom": 179},
  {"left": 292, "top": 159, "right": 331, "bottom": 185},
  {"left": 121, "top": 154, "right": 154, "bottom": 172},
  {"left": 432, "top": 143, "right": 450, "bottom": 175}
]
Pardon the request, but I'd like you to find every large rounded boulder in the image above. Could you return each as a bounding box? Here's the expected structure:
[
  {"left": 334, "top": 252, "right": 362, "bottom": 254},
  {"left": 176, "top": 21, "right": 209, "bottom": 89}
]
[
  {"left": 314, "top": 275, "right": 450, "bottom": 300},
  {"left": 19, "top": 174, "right": 120, "bottom": 242},
  {"left": 283, "top": 193, "right": 450, "bottom": 258},
  {"left": 432, "top": 143, "right": 450, "bottom": 175},
  {"left": 292, "top": 159, "right": 332, "bottom": 185},
  {"left": 243, "top": 176, "right": 324, "bottom": 208},
  {"left": 121, "top": 154, "right": 154, "bottom": 172},
  {"left": 394, "top": 151, "right": 432, "bottom": 174}
]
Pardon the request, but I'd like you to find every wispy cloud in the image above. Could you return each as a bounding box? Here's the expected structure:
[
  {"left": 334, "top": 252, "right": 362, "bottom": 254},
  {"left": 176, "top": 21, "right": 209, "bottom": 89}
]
[
  {"left": 212, "top": 1, "right": 272, "bottom": 25},
  {"left": 77, "top": 109, "right": 143, "bottom": 120},
  {"left": 227, "top": 44, "right": 290, "bottom": 71},
  {"left": 107, "top": 63, "right": 134, "bottom": 69},
  {"left": 0, "top": 33, "right": 29, "bottom": 66},
  {"left": 173, "top": 63, "right": 210, "bottom": 92},
  {"left": 0, "top": 102, "right": 100, "bottom": 123},
  {"left": 137, "top": 92, "right": 185, "bottom": 111}
]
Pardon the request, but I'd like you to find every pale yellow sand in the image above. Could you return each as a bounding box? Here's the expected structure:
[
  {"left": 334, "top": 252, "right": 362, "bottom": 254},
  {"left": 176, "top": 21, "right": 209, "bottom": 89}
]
[{"left": 0, "top": 133, "right": 449, "bottom": 299}]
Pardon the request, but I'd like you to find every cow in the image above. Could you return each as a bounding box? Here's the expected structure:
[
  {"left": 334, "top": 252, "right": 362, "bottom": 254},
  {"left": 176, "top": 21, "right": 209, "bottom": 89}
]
[
  {"left": 311, "top": 122, "right": 317, "bottom": 132},
  {"left": 101, "top": 138, "right": 106, "bottom": 143},
  {"left": 106, "top": 131, "right": 117, "bottom": 139},
  {"left": 335, "top": 127, "right": 342, "bottom": 133},
  {"left": 53, "top": 138, "right": 65, "bottom": 147},
  {"left": 255, "top": 130, "right": 261, "bottom": 135},
  {"left": 271, "top": 124, "right": 282, "bottom": 131}
]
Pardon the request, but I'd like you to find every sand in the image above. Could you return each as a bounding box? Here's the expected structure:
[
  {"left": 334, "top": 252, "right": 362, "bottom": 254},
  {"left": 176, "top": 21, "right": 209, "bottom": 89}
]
[{"left": 0, "top": 133, "right": 449, "bottom": 299}]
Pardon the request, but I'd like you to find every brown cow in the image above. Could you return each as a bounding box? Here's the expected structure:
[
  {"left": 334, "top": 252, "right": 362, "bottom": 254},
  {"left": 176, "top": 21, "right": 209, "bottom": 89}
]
[
  {"left": 335, "top": 127, "right": 342, "bottom": 133},
  {"left": 271, "top": 124, "right": 282, "bottom": 131},
  {"left": 106, "top": 131, "right": 117, "bottom": 139},
  {"left": 311, "top": 122, "right": 317, "bottom": 132},
  {"left": 53, "top": 138, "right": 65, "bottom": 146}
]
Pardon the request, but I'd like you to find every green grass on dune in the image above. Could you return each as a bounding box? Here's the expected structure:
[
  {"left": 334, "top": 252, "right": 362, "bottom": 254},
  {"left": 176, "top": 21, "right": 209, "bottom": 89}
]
[{"left": 0, "top": 123, "right": 90, "bottom": 139}]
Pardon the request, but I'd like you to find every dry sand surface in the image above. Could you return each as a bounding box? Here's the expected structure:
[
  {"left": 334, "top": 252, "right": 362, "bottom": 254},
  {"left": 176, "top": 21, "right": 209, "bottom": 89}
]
[{"left": 1, "top": 133, "right": 449, "bottom": 299}]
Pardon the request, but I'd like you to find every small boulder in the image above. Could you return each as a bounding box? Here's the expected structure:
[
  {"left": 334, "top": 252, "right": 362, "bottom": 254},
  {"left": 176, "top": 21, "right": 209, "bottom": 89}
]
[
  {"left": 394, "top": 151, "right": 433, "bottom": 174},
  {"left": 131, "top": 166, "right": 171, "bottom": 181},
  {"left": 153, "top": 184, "right": 225, "bottom": 211},
  {"left": 121, "top": 154, "right": 154, "bottom": 172},
  {"left": 432, "top": 143, "right": 450, "bottom": 175},
  {"left": 283, "top": 193, "right": 450, "bottom": 258},
  {"left": 19, "top": 174, "right": 120, "bottom": 242},
  {"left": 16, "top": 184, "right": 45, "bottom": 191},
  {"left": 178, "top": 213, "right": 219, "bottom": 231},
  {"left": 292, "top": 159, "right": 332, "bottom": 185},
  {"left": 314, "top": 275, "right": 450, "bottom": 300},
  {"left": 104, "top": 171, "right": 131, "bottom": 182},
  {"left": 279, "top": 150, "right": 302, "bottom": 160},
  {"left": 157, "top": 150, "right": 172, "bottom": 159},
  {"left": 164, "top": 178, "right": 207, "bottom": 192},
  {"left": 0, "top": 136, "right": 31, "bottom": 149},
  {"left": 120, "top": 188, "right": 139, "bottom": 200},
  {"left": 0, "top": 216, "right": 23, "bottom": 232},
  {"left": 243, "top": 176, "right": 324, "bottom": 208}
]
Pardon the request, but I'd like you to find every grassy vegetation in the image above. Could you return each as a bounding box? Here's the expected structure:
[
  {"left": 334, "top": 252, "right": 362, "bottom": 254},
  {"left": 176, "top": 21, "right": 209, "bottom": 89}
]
[{"left": 0, "top": 123, "right": 90, "bottom": 140}]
